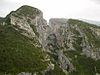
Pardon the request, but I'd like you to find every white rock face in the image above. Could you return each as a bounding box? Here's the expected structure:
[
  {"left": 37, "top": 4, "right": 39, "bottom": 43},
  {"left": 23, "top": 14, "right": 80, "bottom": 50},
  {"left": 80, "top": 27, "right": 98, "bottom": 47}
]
[
  {"left": 4, "top": 6, "right": 100, "bottom": 74},
  {"left": 46, "top": 18, "right": 76, "bottom": 72},
  {"left": 96, "top": 73, "right": 100, "bottom": 75},
  {"left": 9, "top": 8, "right": 49, "bottom": 50},
  {"left": 10, "top": 14, "right": 36, "bottom": 38},
  {"left": 35, "top": 15, "right": 49, "bottom": 50},
  {"left": 17, "top": 72, "right": 32, "bottom": 75},
  {"left": 47, "top": 18, "right": 100, "bottom": 73},
  {"left": 56, "top": 50, "right": 75, "bottom": 71}
]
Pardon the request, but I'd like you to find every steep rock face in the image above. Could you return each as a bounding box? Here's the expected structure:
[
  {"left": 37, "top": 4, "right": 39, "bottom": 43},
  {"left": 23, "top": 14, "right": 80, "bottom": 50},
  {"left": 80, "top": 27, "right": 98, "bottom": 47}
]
[
  {"left": 48, "top": 18, "right": 100, "bottom": 60},
  {"left": 1, "top": 5, "right": 100, "bottom": 75},
  {"left": 65, "top": 19, "right": 100, "bottom": 75},
  {"left": 47, "top": 18, "right": 75, "bottom": 73},
  {"left": 0, "top": 5, "right": 48, "bottom": 50},
  {"left": 0, "top": 5, "right": 67, "bottom": 75},
  {"left": 46, "top": 18, "right": 100, "bottom": 75},
  {"left": 67, "top": 19, "right": 100, "bottom": 60},
  {"left": 0, "top": 5, "right": 65, "bottom": 75},
  {"left": 9, "top": 5, "right": 48, "bottom": 49}
]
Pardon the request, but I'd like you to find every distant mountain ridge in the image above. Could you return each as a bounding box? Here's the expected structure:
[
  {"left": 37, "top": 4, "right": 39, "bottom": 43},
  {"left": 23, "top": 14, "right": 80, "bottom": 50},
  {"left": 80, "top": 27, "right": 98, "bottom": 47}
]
[{"left": 79, "top": 18, "right": 100, "bottom": 26}]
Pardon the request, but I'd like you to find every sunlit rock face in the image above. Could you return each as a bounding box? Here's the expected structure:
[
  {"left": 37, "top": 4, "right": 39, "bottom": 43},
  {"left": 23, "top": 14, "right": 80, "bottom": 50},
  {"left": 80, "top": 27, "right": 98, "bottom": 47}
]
[
  {"left": 0, "top": 5, "right": 100, "bottom": 75},
  {"left": 8, "top": 5, "right": 49, "bottom": 49},
  {"left": 46, "top": 18, "right": 100, "bottom": 74},
  {"left": 48, "top": 18, "right": 100, "bottom": 60}
]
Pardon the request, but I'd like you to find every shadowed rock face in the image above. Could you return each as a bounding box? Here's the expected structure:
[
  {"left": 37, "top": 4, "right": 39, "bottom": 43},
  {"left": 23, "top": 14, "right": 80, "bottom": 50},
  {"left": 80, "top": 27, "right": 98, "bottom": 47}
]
[
  {"left": 0, "top": 17, "right": 3, "bottom": 21},
  {"left": 0, "top": 5, "right": 56, "bottom": 75},
  {"left": 0, "top": 5, "right": 100, "bottom": 75},
  {"left": 47, "top": 18, "right": 75, "bottom": 72},
  {"left": 48, "top": 18, "right": 100, "bottom": 60},
  {"left": 46, "top": 18, "right": 100, "bottom": 74}
]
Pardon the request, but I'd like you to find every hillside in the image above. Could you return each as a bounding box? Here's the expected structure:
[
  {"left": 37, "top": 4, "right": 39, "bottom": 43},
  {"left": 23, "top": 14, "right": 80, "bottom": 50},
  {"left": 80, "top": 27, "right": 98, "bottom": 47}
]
[
  {"left": 79, "top": 18, "right": 100, "bottom": 26},
  {"left": 0, "top": 5, "right": 65, "bottom": 75},
  {"left": 47, "top": 18, "right": 100, "bottom": 75},
  {"left": 0, "top": 17, "right": 3, "bottom": 21},
  {"left": 0, "top": 5, "right": 100, "bottom": 75}
]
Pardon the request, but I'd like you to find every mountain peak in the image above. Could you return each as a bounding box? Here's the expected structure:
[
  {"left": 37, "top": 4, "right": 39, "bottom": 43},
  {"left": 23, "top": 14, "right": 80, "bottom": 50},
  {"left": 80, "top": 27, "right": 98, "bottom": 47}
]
[
  {"left": 0, "top": 5, "right": 100, "bottom": 75},
  {"left": 14, "top": 5, "right": 42, "bottom": 19}
]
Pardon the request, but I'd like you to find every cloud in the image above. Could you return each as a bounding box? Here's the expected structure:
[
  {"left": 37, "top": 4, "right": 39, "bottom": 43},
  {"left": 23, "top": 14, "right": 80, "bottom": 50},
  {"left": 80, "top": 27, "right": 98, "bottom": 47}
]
[
  {"left": 0, "top": 0, "right": 22, "bottom": 17},
  {"left": 91, "top": 0, "right": 100, "bottom": 4},
  {"left": 0, "top": 0, "right": 100, "bottom": 21}
]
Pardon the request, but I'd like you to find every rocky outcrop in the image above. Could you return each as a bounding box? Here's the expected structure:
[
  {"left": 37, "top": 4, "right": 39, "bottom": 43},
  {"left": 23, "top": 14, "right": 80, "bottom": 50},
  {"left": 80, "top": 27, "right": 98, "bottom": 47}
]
[
  {"left": 49, "top": 18, "right": 100, "bottom": 60},
  {"left": 0, "top": 5, "right": 56, "bottom": 75},
  {"left": 46, "top": 18, "right": 100, "bottom": 74},
  {"left": 56, "top": 50, "right": 75, "bottom": 72},
  {"left": 46, "top": 18, "right": 75, "bottom": 73},
  {"left": 5, "top": 5, "right": 49, "bottom": 50},
  {"left": 10, "top": 14, "right": 36, "bottom": 38},
  {"left": 1, "top": 5, "right": 100, "bottom": 75},
  {"left": 17, "top": 72, "right": 32, "bottom": 75}
]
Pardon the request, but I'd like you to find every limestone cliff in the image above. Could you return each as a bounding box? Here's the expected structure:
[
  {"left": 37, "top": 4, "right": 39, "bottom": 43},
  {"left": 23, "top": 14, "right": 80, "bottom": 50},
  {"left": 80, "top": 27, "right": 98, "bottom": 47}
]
[
  {"left": 0, "top": 5, "right": 65, "bottom": 75},
  {"left": 46, "top": 18, "right": 100, "bottom": 75},
  {"left": 0, "top": 5, "right": 100, "bottom": 75}
]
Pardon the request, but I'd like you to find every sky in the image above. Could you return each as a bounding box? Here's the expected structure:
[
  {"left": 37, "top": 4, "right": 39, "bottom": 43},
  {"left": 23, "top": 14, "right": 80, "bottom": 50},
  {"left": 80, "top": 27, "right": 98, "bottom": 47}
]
[{"left": 0, "top": 0, "right": 100, "bottom": 21}]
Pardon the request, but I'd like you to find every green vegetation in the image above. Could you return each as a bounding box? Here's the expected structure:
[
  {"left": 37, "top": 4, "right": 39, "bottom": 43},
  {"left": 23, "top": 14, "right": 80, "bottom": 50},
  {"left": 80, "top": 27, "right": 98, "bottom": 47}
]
[
  {"left": 45, "top": 59, "right": 66, "bottom": 75},
  {"left": 64, "top": 51, "right": 100, "bottom": 75},
  {"left": 68, "top": 19, "right": 100, "bottom": 48},
  {"left": 65, "top": 19, "right": 100, "bottom": 75},
  {"left": 70, "top": 28, "right": 80, "bottom": 35},
  {"left": 0, "top": 24, "right": 49, "bottom": 74},
  {"left": 45, "top": 64, "right": 66, "bottom": 75},
  {"left": 70, "top": 26, "right": 83, "bottom": 52},
  {"left": 0, "top": 17, "right": 3, "bottom": 21},
  {"left": 52, "top": 44, "right": 59, "bottom": 50},
  {"left": 16, "top": 5, "right": 40, "bottom": 19},
  {"left": 30, "top": 24, "right": 39, "bottom": 37},
  {"left": 83, "top": 27, "right": 100, "bottom": 48},
  {"left": 0, "top": 11, "right": 16, "bottom": 25},
  {"left": 48, "top": 53, "right": 58, "bottom": 61},
  {"left": 68, "top": 19, "right": 100, "bottom": 28},
  {"left": 0, "top": 6, "right": 100, "bottom": 75},
  {"left": 11, "top": 12, "right": 23, "bottom": 19},
  {"left": 72, "top": 37, "right": 83, "bottom": 52},
  {"left": 1, "top": 15, "right": 11, "bottom": 25},
  {"left": 64, "top": 40, "right": 69, "bottom": 49}
]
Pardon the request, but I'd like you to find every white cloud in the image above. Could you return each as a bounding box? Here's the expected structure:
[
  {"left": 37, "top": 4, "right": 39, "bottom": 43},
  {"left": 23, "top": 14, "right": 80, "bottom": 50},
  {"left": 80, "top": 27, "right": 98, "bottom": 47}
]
[
  {"left": 91, "top": 0, "right": 100, "bottom": 4},
  {"left": 0, "top": 0, "right": 100, "bottom": 21}
]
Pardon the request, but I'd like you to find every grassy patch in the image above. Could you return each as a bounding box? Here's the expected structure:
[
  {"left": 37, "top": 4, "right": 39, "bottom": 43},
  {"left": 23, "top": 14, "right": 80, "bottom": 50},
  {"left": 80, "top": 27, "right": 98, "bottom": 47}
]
[
  {"left": 64, "top": 51, "right": 100, "bottom": 75},
  {"left": 30, "top": 24, "right": 39, "bottom": 37},
  {"left": 0, "top": 24, "right": 49, "bottom": 74},
  {"left": 16, "top": 5, "right": 40, "bottom": 19}
]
